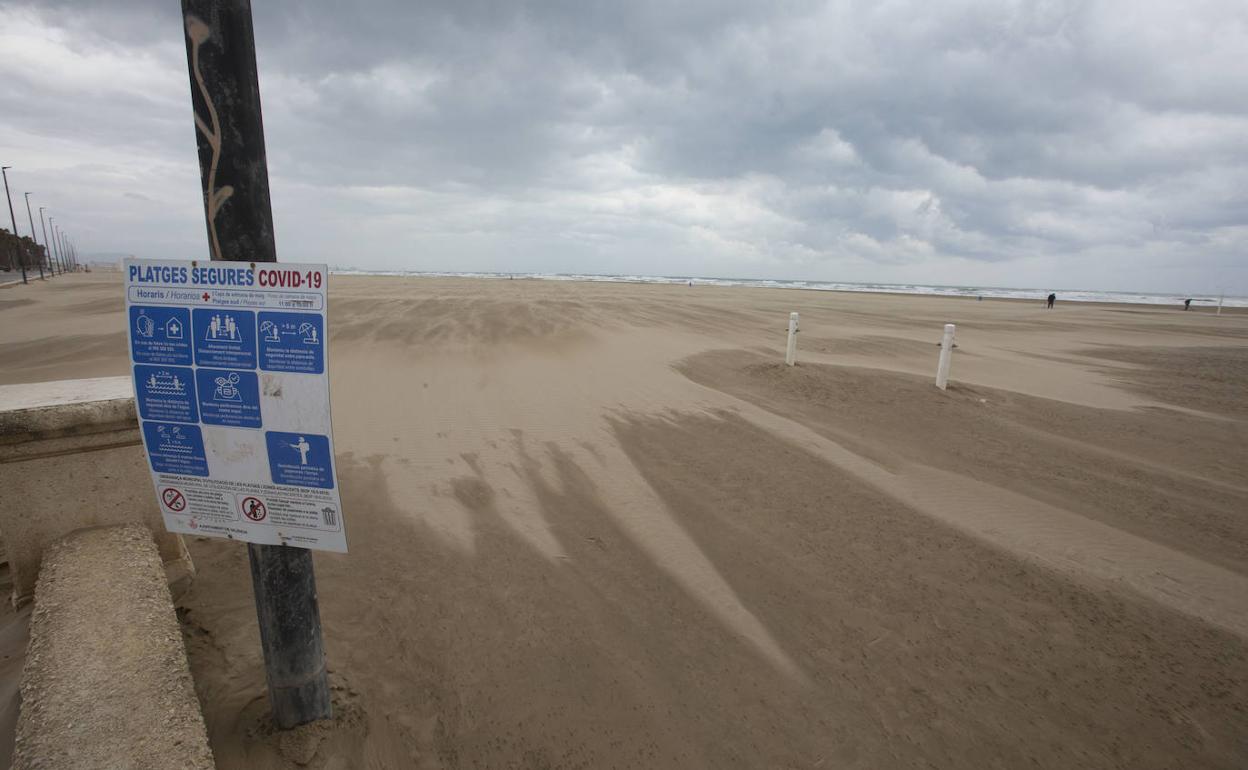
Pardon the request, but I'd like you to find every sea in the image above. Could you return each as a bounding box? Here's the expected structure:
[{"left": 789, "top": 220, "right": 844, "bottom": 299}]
[{"left": 330, "top": 269, "right": 1246, "bottom": 308}]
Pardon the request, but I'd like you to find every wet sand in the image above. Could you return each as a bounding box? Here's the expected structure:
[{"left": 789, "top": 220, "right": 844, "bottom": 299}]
[{"left": 2, "top": 272, "right": 1246, "bottom": 768}]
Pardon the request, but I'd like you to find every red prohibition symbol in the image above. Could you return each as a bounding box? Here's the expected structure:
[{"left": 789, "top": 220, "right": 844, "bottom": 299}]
[
  {"left": 241, "top": 496, "right": 268, "bottom": 522},
  {"left": 161, "top": 487, "right": 187, "bottom": 512}
]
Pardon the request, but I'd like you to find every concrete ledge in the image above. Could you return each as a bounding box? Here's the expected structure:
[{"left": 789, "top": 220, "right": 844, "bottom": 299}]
[
  {"left": 0, "top": 377, "right": 191, "bottom": 604},
  {"left": 14, "top": 525, "right": 213, "bottom": 769},
  {"left": 0, "top": 378, "right": 135, "bottom": 445}
]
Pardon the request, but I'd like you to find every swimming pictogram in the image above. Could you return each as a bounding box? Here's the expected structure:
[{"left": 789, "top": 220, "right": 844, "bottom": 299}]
[{"left": 146, "top": 370, "right": 186, "bottom": 395}]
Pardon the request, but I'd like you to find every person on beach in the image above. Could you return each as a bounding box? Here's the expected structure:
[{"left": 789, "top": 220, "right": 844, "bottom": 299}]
[
  {"left": 1184, "top": 298, "right": 1192, "bottom": 311},
  {"left": 1046, "top": 292, "right": 1056, "bottom": 309}
]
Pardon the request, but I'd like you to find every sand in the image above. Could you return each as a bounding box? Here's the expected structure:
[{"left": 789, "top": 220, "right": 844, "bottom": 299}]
[{"left": 1, "top": 272, "right": 1246, "bottom": 768}]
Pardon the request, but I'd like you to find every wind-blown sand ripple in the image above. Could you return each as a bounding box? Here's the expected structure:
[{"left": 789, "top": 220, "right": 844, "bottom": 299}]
[{"left": 2, "top": 272, "right": 1245, "bottom": 768}]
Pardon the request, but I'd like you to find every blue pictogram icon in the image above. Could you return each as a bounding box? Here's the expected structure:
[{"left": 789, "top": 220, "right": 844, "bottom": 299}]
[
  {"left": 134, "top": 365, "right": 198, "bottom": 423},
  {"left": 196, "top": 368, "right": 261, "bottom": 428},
  {"left": 142, "top": 421, "right": 208, "bottom": 476},
  {"left": 265, "top": 431, "right": 333, "bottom": 488},
  {"left": 258, "top": 312, "right": 324, "bottom": 374},
  {"left": 193, "top": 308, "right": 256, "bottom": 368},
  {"left": 130, "top": 306, "right": 192, "bottom": 365}
]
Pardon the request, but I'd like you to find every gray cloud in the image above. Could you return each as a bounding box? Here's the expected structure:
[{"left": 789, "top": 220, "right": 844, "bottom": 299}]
[{"left": 1, "top": 0, "right": 1245, "bottom": 293}]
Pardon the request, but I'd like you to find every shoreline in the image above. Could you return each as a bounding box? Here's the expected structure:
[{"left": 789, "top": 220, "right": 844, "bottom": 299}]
[
  {"left": 52, "top": 266, "right": 1248, "bottom": 310},
  {"left": 328, "top": 269, "right": 1248, "bottom": 309}
]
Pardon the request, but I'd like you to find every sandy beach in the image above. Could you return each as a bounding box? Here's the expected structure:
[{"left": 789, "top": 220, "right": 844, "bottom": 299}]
[{"left": 1, "top": 271, "right": 1246, "bottom": 768}]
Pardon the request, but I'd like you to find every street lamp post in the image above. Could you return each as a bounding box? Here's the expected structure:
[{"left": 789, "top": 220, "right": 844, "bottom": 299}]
[
  {"left": 1, "top": 166, "right": 27, "bottom": 284},
  {"left": 48, "top": 217, "right": 61, "bottom": 274},
  {"left": 56, "top": 226, "right": 68, "bottom": 272},
  {"left": 52, "top": 224, "right": 62, "bottom": 273},
  {"left": 24, "top": 193, "right": 46, "bottom": 280},
  {"left": 39, "top": 208, "right": 55, "bottom": 276}
]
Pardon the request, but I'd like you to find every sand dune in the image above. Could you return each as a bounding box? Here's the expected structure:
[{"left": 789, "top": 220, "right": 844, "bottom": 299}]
[{"left": 2, "top": 272, "right": 1246, "bottom": 768}]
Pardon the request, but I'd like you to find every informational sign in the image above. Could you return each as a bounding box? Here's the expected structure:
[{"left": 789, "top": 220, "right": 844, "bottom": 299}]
[{"left": 124, "top": 259, "right": 346, "bottom": 552}]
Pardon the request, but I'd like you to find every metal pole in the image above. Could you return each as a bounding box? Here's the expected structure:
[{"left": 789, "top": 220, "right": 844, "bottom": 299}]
[
  {"left": 47, "top": 217, "right": 57, "bottom": 273},
  {"left": 53, "top": 225, "right": 64, "bottom": 273},
  {"left": 181, "top": 0, "right": 331, "bottom": 729},
  {"left": 1, "top": 167, "right": 27, "bottom": 284},
  {"left": 40, "top": 209, "right": 57, "bottom": 275},
  {"left": 24, "top": 194, "right": 45, "bottom": 279}
]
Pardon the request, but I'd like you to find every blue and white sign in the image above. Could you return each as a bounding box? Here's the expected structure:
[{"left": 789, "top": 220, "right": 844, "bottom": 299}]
[
  {"left": 130, "top": 306, "right": 192, "bottom": 365},
  {"left": 193, "top": 308, "right": 257, "bottom": 368},
  {"left": 124, "top": 259, "right": 345, "bottom": 553},
  {"left": 265, "top": 432, "right": 334, "bottom": 489},
  {"left": 134, "top": 365, "right": 198, "bottom": 423},
  {"left": 142, "top": 422, "right": 209, "bottom": 476},
  {"left": 258, "top": 312, "right": 325, "bottom": 374},
  {"left": 196, "top": 368, "right": 261, "bottom": 428}
]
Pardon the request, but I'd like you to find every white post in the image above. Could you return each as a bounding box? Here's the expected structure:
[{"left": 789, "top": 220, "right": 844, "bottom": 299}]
[
  {"left": 1217, "top": 295, "right": 1224, "bottom": 316},
  {"left": 935, "top": 323, "right": 955, "bottom": 390},
  {"left": 785, "top": 312, "right": 799, "bottom": 366}
]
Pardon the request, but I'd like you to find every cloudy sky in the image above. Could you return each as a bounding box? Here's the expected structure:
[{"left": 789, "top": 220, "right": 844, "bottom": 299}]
[{"left": 2, "top": 0, "right": 1245, "bottom": 293}]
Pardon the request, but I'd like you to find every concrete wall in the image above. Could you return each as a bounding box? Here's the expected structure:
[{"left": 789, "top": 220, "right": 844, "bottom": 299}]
[
  {"left": 0, "top": 377, "right": 193, "bottom": 604},
  {"left": 13, "top": 524, "right": 214, "bottom": 769}
]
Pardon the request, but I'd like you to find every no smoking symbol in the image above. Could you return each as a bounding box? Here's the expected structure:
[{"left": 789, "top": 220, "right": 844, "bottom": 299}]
[
  {"left": 161, "top": 488, "right": 186, "bottom": 512},
  {"left": 241, "top": 496, "right": 267, "bottom": 522}
]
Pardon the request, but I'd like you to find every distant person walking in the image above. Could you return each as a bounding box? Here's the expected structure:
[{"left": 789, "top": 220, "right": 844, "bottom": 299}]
[
  {"left": 1046, "top": 292, "right": 1056, "bottom": 309},
  {"left": 1184, "top": 298, "right": 1192, "bottom": 311}
]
